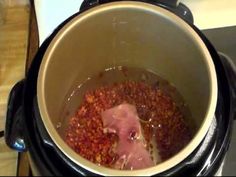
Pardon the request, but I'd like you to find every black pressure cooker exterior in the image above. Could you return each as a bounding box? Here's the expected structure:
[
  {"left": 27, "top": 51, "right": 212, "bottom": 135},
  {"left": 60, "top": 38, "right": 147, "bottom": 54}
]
[{"left": 5, "top": 0, "right": 236, "bottom": 176}]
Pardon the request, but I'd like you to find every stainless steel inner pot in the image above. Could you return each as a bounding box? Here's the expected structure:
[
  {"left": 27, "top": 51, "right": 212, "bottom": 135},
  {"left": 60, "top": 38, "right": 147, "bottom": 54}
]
[{"left": 37, "top": 1, "right": 217, "bottom": 176}]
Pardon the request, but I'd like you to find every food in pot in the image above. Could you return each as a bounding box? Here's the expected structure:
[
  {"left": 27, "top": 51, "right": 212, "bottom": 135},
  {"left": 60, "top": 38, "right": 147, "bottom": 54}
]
[
  {"left": 102, "top": 103, "right": 154, "bottom": 169},
  {"left": 65, "top": 67, "right": 194, "bottom": 170}
]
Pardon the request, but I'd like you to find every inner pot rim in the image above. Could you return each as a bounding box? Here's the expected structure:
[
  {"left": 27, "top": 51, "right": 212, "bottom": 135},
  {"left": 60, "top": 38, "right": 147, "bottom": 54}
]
[{"left": 37, "top": 1, "right": 218, "bottom": 176}]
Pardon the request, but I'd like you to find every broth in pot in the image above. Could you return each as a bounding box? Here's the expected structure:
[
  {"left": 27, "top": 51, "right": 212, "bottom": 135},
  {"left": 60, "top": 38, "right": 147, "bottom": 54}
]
[{"left": 59, "top": 67, "right": 195, "bottom": 170}]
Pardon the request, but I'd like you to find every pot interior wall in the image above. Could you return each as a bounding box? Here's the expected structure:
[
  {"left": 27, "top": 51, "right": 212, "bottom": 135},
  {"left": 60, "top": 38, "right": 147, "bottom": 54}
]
[{"left": 40, "top": 4, "right": 212, "bottom": 143}]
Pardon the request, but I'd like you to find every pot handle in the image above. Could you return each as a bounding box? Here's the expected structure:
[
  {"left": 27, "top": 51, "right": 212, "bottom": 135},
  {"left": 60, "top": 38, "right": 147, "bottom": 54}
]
[
  {"left": 218, "top": 52, "right": 236, "bottom": 120},
  {"left": 5, "top": 80, "right": 27, "bottom": 152}
]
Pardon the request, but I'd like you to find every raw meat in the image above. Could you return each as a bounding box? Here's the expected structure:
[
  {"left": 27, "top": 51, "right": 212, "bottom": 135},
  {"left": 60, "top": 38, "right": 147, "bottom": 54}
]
[{"left": 102, "top": 104, "right": 154, "bottom": 170}]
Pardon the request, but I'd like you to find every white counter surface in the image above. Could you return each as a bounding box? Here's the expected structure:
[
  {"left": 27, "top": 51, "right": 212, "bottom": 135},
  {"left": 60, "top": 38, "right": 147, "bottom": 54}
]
[{"left": 34, "top": 0, "right": 236, "bottom": 45}]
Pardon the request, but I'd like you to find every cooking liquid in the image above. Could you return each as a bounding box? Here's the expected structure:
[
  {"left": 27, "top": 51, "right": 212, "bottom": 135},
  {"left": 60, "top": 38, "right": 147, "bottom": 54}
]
[{"left": 60, "top": 67, "right": 195, "bottom": 168}]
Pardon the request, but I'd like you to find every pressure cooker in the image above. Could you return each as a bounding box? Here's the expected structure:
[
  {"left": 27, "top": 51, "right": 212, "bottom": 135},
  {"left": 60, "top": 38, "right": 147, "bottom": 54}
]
[{"left": 5, "top": 0, "right": 236, "bottom": 176}]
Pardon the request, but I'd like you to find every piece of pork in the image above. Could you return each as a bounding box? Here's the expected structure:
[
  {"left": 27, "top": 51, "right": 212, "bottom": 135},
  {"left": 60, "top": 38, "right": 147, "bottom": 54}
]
[{"left": 102, "top": 103, "right": 154, "bottom": 170}]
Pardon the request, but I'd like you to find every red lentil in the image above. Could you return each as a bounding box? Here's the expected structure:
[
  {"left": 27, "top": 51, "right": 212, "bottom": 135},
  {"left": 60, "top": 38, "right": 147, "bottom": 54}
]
[{"left": 65, "top": 80, "right": 192, "bottom": 167}]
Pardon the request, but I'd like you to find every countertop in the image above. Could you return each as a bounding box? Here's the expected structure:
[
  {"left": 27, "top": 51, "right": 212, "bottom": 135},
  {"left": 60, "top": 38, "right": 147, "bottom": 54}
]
[
  {"left": 35, "top": 0, "right": 236, "bottom": 45},
  {"left": 0, "top": 3, "right": 30, "bottom": 176}
]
